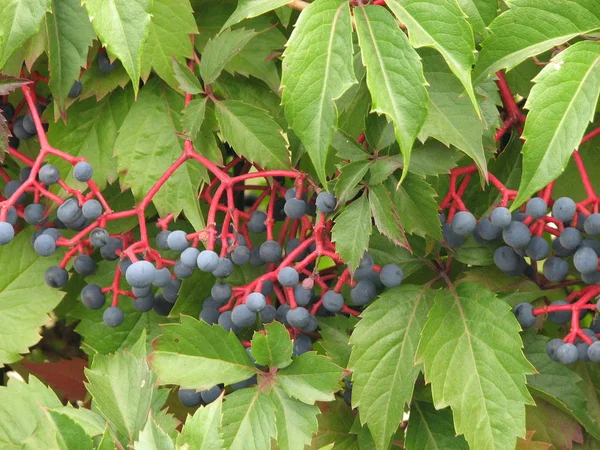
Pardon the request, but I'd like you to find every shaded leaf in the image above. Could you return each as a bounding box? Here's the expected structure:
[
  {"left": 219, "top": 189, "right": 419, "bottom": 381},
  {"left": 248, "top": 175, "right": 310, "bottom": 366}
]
[{"left": 332, "top": 193, "right": 372, "bottom": 272}]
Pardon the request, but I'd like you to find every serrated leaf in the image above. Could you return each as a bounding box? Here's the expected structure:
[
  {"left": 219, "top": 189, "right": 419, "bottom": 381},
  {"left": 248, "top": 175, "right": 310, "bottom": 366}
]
[
  {"left": 276, "top": 352, "right": 343, "bottom": 404},
  {"left": 221, "top": 386, "right": 276, "bottom": 450},
  {"left": 23, "top": 19, "right": 47, "bottom": 71},
  {"left": 170, "top": 268, "right": 215, "bottom": 319},
  {"left": 151, "top": 316, "right": 258, "bottom": 389},
  {"left": 334, "top": 160, "right": 370, "bottom": 203},
  {"left": 526, "top": 397, "right": 584, "bottom": 450},
  {"left": 405, "top": 401, "right": 469, "bottom": 450},
  {"left": 331, "top": 131, "right": 369, "bottom": 162},
  {"left": 172, "top": 58, "right": 203, "bottom": 94},
  {"left": 24, "top": 408, "right": 94, "bottom": 450},
  {"left": 416, "top": 283, "right": 535, "bottom": 450},
  {"left": 332, "top": 193, "right": 372, "bottom": 272},
  {"left": 386, "top": 0, "right": 478, "bottom": 113},
  {"left": 52, "top": 406, "right": 107, "bottom": 437},
  {"left": 177, "top": 395, "right": 223, "bottom": 450},
  {"left": 85, "top": 333, "right": 158, "bottom": 444},
  {"left": 281, "top": 0, "right": 356, "bottom": 185},
  {"left": 201, "top": 28, "right": 256, "bottom": 85},
  {"left": 215, "top": 99, "right": 290, "bottom": 169},
  {"left": 225, "top": 19, "right": 284, "bottom": 92},
  {"left": 270, "top": 386, "right": 319, "bottom": 450},
  {"left": 47, "top": 88, "right": 134, "bottom": 191},
  {"left": 369, "top": 183, "right": 409, "bottom": 249},
  {"left": 474, "top": 0, "right": 600, "bottom": 82},
  {"left": 0, "top": 0, "right": 50, "bottom": 69},
  {"left": 134, "top": 415, "right": 174, "bottom": 450},
  {"left": 140, "top": 0, "right": 197, "bottom": 90},
  {"left": 251, "top": 322, "right": 293, "bottom": 369},
  {"left": 97, "top": 426, "right": 117, "bottom": 450},
  {"left": 514, "top": 41, "right": 600, "bottom": 207},
  {"left": 317, "top": 315, "right": 358, "bottom": 368},
  {"left": 0, "top": 375, "right": 63, "bottom": 447},
  {"left": 0, "top": 229, "right": 64, "bottom": 367},
  {"left": 0, "top": 74, "right": 33, "bottom": 95},
  {"left": 522, "top": 332, "right": 600, "bottom": 440},
  {"left": 311, "top": 399, "right": 359, "bottom": 450},
  {"left": 394, "top": 174, "right": 443, "bottom": 240},
  {"left": 409, "top": 140, "right": 462, "bottom": 176},
  {"left": 181, "top": 97, "right": 207, "bottom": 142},
  {"left": 349, "top": 285, "right": 435, "bottom": 450},
  {"left": 46, "top": 0, "right": 95, "bottom": 116},
  {"left": 365, "top": 114, "right": 395, "bottom": 152},
  {"left": 419, "top": 49, "right": 487, "bottom": 178},
  {"left": 78, "top": 56, "right": 131, "bottom": 101},
  {"left": 457, "top": 0, "right": 498, "bottom": 39},
  {"left": 115, "top": 78, "right": 206, "bottom": 230},
  {"left": 354, "top": 5, "right": 428, "bottom": 179},
  {"left": 83, "top": 0, "right": 152, "bottom": 97},
  {"left": 222, "top": 0, "right": 290, "bottom": 29}
]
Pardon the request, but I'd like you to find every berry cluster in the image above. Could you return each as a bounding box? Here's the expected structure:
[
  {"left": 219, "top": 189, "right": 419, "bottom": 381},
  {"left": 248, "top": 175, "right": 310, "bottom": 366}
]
[
  {"left": 439, "top": 72, "right": 600, "bottom": 365},
  {"left": 0, "top": 75, "right": 404, "bottom": 406}
]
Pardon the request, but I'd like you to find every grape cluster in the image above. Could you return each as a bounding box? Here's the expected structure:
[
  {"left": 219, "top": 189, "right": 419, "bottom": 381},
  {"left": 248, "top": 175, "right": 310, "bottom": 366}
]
[
  {"left": 440, "top": 162, "right": 600, "bottom": 365},
  {"left": 0, "top": 81, "right": 405, "bottom": 407}
]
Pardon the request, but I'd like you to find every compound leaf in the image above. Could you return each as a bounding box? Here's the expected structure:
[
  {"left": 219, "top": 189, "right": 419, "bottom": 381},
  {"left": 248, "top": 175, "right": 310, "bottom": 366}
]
[
  {"left": 222, "top": 0, "right": 291, "bottom": 29},
  {"left": 251, "top": 321, "right": 293, "bottom": 369},
  {"left": 394, "top": 174, "right": 443, "bottom": 240},
  {"left": 269, "top": 386, "right": 319, "bottom": 450},
  {"left": 369, "top": 183, "right": 409, "bottom": 249},
  {"left": 405, "top": 401, "right": 469, "bottom": 450},
  {"left": 331, "top": 193, "right": 372, "bottom": 272},
  {"left": 201, "top": 28, "right": 257, "bottom": 85},
  {"left": 177, "top": 395, "right": 223, "bottom": 450}
]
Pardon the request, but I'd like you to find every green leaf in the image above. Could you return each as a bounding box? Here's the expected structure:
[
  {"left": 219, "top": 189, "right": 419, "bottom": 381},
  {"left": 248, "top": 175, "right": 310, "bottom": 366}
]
[
  {"left": 140, "top": 0, "right": 198, "bottom": 90},
  {"left": 47, "top": 88, "right": 134, "bottom": 191},
  {"left": 150, "top": 316, "right": 258, "bottom": 389},
  {"left": 221, "top": 386, "right": 277, "bottom": 450},
  {"left": 0, "top": 375, "right": 63, "bottom": 447},
  {"left": 177, "top": 395, "right": 223, "bottom": 450},
  {"left": 348, "top": 285, "right": 435, "bottom": 450},
  {"left": 311, "top": 399, "right": 359, "bottom": 450},
  {"left": 419, "top": 49, "right": 487, "bottom": 178},
  {"left": 0, "top": 0, "right": 50, "bottom": 69},
  {"left": 331, "top": 193, "right": 372, "bottom": 272},
  {"left": 334, "top": 160, "right": 370, "bottom": 203},
  {"left": 52, "top": 406, "right": 107, "bottom": 437},
  {"left": 514, "top": 41, "right": 600, "bottom": 207},
  {"left": 456, "top": 0, "right": 498, "bottom": 39},
  {"left": 181, "top": 97, "right": 207, "bottom": 142},
  {"left": 269, "top": 386, "right": 320, "bottom": 450},
  {"left": 78, "top": 56, "right": 131, "bottom": 101},
  {"left": 170, "top": 268, "right": 215, "bottom": 319},
  {"left": 115, "top": 78, "right": 206, "bottom": 230},
  {"left": 85, "top": 334, "right": 158, "bottom": 443},
  {"left": 46, "top": 0, "right": 95, "bottom": 116},
  {"left": 522, "top": 332, "right": 600, "bottom": 439},
  {"left": 24, "top": 408, "right": 94, "bottom": 450},
  {"left": 354, "top": 5, "right": 428, "bottom": 179},
  {"left": 474, "top": 0, "right": 600, "bottom": 82},
  {"left": 281, "top": 0, "right": 356, "bottom": 185},
  {"left": 222, "top": 0, "right": 290, "bottom": 29},
  {"left": 172, "top": 57, "right": 203, "bottom": 94},
  {"left": 276, "top": 352, "right": 344, "bottom": 404},
  {"left": 201, "top": 28, "right": 256, "bottom": 85},
  {"left": 416, "top": 283, "right": 535, "bottom": 450},
  {"left": 97, "top": 426, "right": 117, "bottom": 450},
  {"left": 573, "top": 362, "right": 600, "bottom": 439},
  {"left": 365, "top": 114, "right": 395, "bottom": 152},
  {"left": 251, "top": 321, "right": 293, "bottom": 369},
  {"left": 331, "top": 131, "right": 369, "bottom": 162},
  {"left": 0, "top": 229, "right": 64, "bottom": 367},
  {"left": 83, "top": 0, "right": 152, "bottom": 97},
  {"left": 386, "top": 0, "right": 478, "bottom": 113},
  {"left": 525, "top": 397, "right": 584, "bottom": 450},
  {"left": 405, "top": 401, "right": 469, "bottom": 450},
  {"left": 393, "top": 174, "right": 442, "bottom": 240},
  {"left": 134, "top": 415, "right": 174, "bottom": 450},
  {"left": 317, "top": 315, "right": 358, "bottom": 368},
  {"left": 409, "top": 140, "right": 463, "bottom": 176},
  {"left": 23, "top": 22, "right": 47, "bottom": 71},
  {"left": 369, "top": 183, "right": 409, "bottom": 248},
  {"left": 215, "top": 99, "right": 290, "bottom": 169}
]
